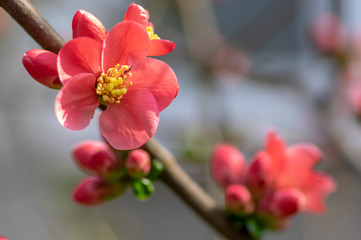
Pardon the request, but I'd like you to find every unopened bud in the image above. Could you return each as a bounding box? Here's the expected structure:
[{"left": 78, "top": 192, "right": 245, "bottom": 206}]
[
  {"left": 246, "top": 152, "right": 274, "bottom": 197},
  {"left": 22, "top": 49, "right": 61, "bottom": 89},
  {"left": 225, "top": 184, "right": 255, "bottom": 214},
  {"left": 72, "top": 10, "right": 106, "bottom": 42},
  {"left": 270, "top": 188, "right": 306, "bottom": 218},
  {"left": 125, "top": 149, "right": 151, "bottom": 179},
  {"left": 210, "top": 144, "right": 246, "bottom": 188},
  {"left": 72, "top": 141, "right": 122, "bottom": 179},
  {"left": 72, "top": 176, "right": 125, "bottom": 206}
]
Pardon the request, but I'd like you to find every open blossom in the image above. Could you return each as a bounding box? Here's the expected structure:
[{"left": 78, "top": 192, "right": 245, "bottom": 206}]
[
  {"left": 256, "top": 131, "right": 336, "bottom": 213},
  {"left": 56, "top": 20, "right": 178, "bottom": 150},
  {"left": 211, "top": 130, "right": 336, "bottom": 233}
]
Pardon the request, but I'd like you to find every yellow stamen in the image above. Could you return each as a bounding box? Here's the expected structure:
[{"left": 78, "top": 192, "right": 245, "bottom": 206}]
[
  {"left": 147, "top": 26, "right": 160, "bottom": 40},
  {"left": 96, "top": 64, "right": 132, "bottom": 104}
]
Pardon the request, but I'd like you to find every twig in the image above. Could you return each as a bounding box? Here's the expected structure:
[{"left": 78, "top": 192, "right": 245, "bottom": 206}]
[
  {"left": 1, "top": 0, "right": 251, "bottom": 239},
  {"left": 0, "top": 0, "right": 65, "bottom": 53},
  {"left": 143, "top": 138, "right": 251, "bottom": 240}
]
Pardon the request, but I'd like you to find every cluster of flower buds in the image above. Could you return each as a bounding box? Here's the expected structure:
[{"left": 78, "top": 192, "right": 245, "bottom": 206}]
[
  {"left": 211, "top": 131, "right": 336, "bottom": 238},
  {"left": 72, "top": 140, "right": 164, "bottom": 206}
]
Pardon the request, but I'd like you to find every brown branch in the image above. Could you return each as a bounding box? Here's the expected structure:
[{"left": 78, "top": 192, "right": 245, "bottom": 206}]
[
  {"left": 1, "top": 0, "right": 251, "bottom": 239},
  {"left": 0, "top": 0, "right": 65, "bottom": 53},
  {"left": 143, "top": 139, "right": 251, "bottom": 240}
]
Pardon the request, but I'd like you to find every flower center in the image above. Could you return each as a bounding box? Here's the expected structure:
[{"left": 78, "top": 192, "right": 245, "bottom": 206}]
[
  {"left": 96, "top": 64, "right": 132, "bottom": 104},
  {"left": 146, "top": 26, "right": 160, "bottom": 40}
]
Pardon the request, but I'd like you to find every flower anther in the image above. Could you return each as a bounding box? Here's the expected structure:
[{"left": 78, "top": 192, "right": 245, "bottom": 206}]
[
  {"left": 96, "top": 64, "right": 133, "bottom": 104},
  {"left": 146, "top": 25, "right": 160, "bottom": 40}
]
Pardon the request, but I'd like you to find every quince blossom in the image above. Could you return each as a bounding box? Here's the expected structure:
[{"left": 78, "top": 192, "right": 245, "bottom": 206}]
[{"left": 211, "top": 131, "right": 336, "bottom": 232}]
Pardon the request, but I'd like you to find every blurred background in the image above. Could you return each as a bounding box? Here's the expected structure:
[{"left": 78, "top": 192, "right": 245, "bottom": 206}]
[{"left": 1, "top": 0, "right": 361, "bottom": 239}]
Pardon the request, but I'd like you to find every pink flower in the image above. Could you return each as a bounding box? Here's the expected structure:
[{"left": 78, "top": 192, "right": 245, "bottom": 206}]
[
  {"left": 309, "top": 13, "right": 348, "bottom": 55},
  {"left": 125, "top": 149, "right": 151, "bottom": 179},
  {"left": 257, "top": 131, "right": 336, "bottom": 213},
  {"left": 124, "top": 3, "right": 176, "bottom": 56},
  {"left": 72, "top": 140, "right": 122, "bottom": 179},
  {"left": 73, "top": 176, "right": 125, "bottom": 206},
  {"left": 210, "top": 144, "right": 246, "bottom": 188},
  {"left": 56, "top": 20, "right": 179, "bottom": 150},
  {"left": 22, "top": 49, "right": 61, "bottom": 89},
  {"left": 0, "top": 236, "right": 8, "bottom": 240},
  {"left": 225, "top": 184, "right": 255, "bottom": 214}
]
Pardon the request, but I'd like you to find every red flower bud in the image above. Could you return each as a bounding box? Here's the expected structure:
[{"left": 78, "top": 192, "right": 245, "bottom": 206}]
[
  {"left": 72, "top": 176, "right": 124, "bottom": 206},
  {"left": 246, "top": 152, "right": 274, "bottom": 197},
  {"left": 72, "top": 141, "right": 122, "bottom": 179},
  {"left": 72, "top": 10, "right": 107, "bottom": 42},
  {"left": 210, "top": 144, "right": 246, "bottom": 188},
  {"left": 225, "top": 184, "right": 255, "bottom": 214},
  {"left": 269, "top": 188, "right": 306, "bottom": 218},
  {"left": 125, "top": 149, "right": 151, "bottom": 179},
  {"left": 22, "top": 49, "right": 61, "bottom": 89}
]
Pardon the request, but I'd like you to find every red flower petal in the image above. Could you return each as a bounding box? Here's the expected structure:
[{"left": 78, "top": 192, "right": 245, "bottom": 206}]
[
  {"left": 131, "top": 58, "right": 179, "bottom": 111},
  {"left": 149, "top": 39, "right": 176, "bottom": 56},
  {"left": 102, "top": 21, "right": 150, "bottom": 70},
  {"left": 72, "top": 10, "right": 107, "bottom": 43},
  {"left": 99, "top": 89, "right": 159, "bottom": 150},
  {"left": 299, "top": 172, "right": 336, "bottom": 213},
  {"left": 22, "top": 49, "right": 61, "bottom": 89},
  {"left": 266, "top": 131, "right": 286, "bottom": 175},
  {"left": 57, "top": 37, "right": 102, "bottom": 84},
  {"left": 124, "top": 3, "right": 149, "bottom": 28},
  {"left": 55, "top": 73, "right": 99, "bottom": 130}
]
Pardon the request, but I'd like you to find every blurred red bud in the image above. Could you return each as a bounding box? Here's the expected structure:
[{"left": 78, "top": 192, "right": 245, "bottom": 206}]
[
  {"left": 72, "top": 141, "right": 122, "bottom": 179},
  {"left": 72, "top": 176, "right": 124, "bottom": 206},
  {"left": 269, "top": 188, "right": 306, "bottom": 218},
  {"left": 210, "top": 144, "right": 246, "bottom": 188},
  {"left": 125, "top": 149, "right": 151, "bottom": 179},
  {"left": 225, "top": 184, "right": 255, "bottom": 214}
]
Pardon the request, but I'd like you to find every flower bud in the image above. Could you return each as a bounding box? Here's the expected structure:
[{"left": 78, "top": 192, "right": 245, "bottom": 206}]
[
  {"left": 72, "top": 141, "right": 122, "bottom": 179},
  {"left": 309, "top": 13, "right": 347, "bottom": 55},
  {"left": 125, "top": 149, "right": 151, "bottom": 179},
  {"left": 124, "top": 3, "right": 149, "bottom": 28},
  {"left": 246, "top": 152, "right": 274, "bottom": 197},
  {"left": 72, "top": 10, "right": 107, "bottom": 42},
  {"left": 225, "top": 184, "right": 255, "bottom": 214},
  {"left": 72, "top": 176, "right": 125, "bottom": 206},
  {"left": 269, "top": 188, "right": 306, "bottom": 218},
  {"left": 0, "top": 236, "right": 8, "bottom": 240},
  {"left": 22, "top": 49, "right": 61, "bottom": 89},
  {"left": 210, "top": 144, "right": 246, "bottom": 188}
]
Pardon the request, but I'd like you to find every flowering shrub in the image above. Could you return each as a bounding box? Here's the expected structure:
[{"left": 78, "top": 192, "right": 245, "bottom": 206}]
[{"left": 211, "top": 131, "right": 336, "bottom": 238}]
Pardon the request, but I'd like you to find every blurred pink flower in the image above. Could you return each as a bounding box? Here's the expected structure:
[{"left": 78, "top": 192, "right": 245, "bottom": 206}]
[
  {"left": 254, "top": 131, "right": 336, "bottom": 213},
  {"left": 124, "top": 3, "right": 176, "bottom": 56},
  {"left": 55, "top": 20, "right": 179, "bottom": 150},
  {"left": 267, "top": 188, "right": 306, "bottom": 218},
  {"left": 309, "top": 13, "right": 348, "bottom": 55},
  {"left": 73, "top": 176, "right": 125, "bottom": 206},
  {"left": 72, "top": 140, "right": 122, "bottom": 179},
  {"left": 125, "top": 149, "right": 151, "bottom": 179},
  {"left": 210, "top": 144, "right": 247, "bottom": 188}
]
